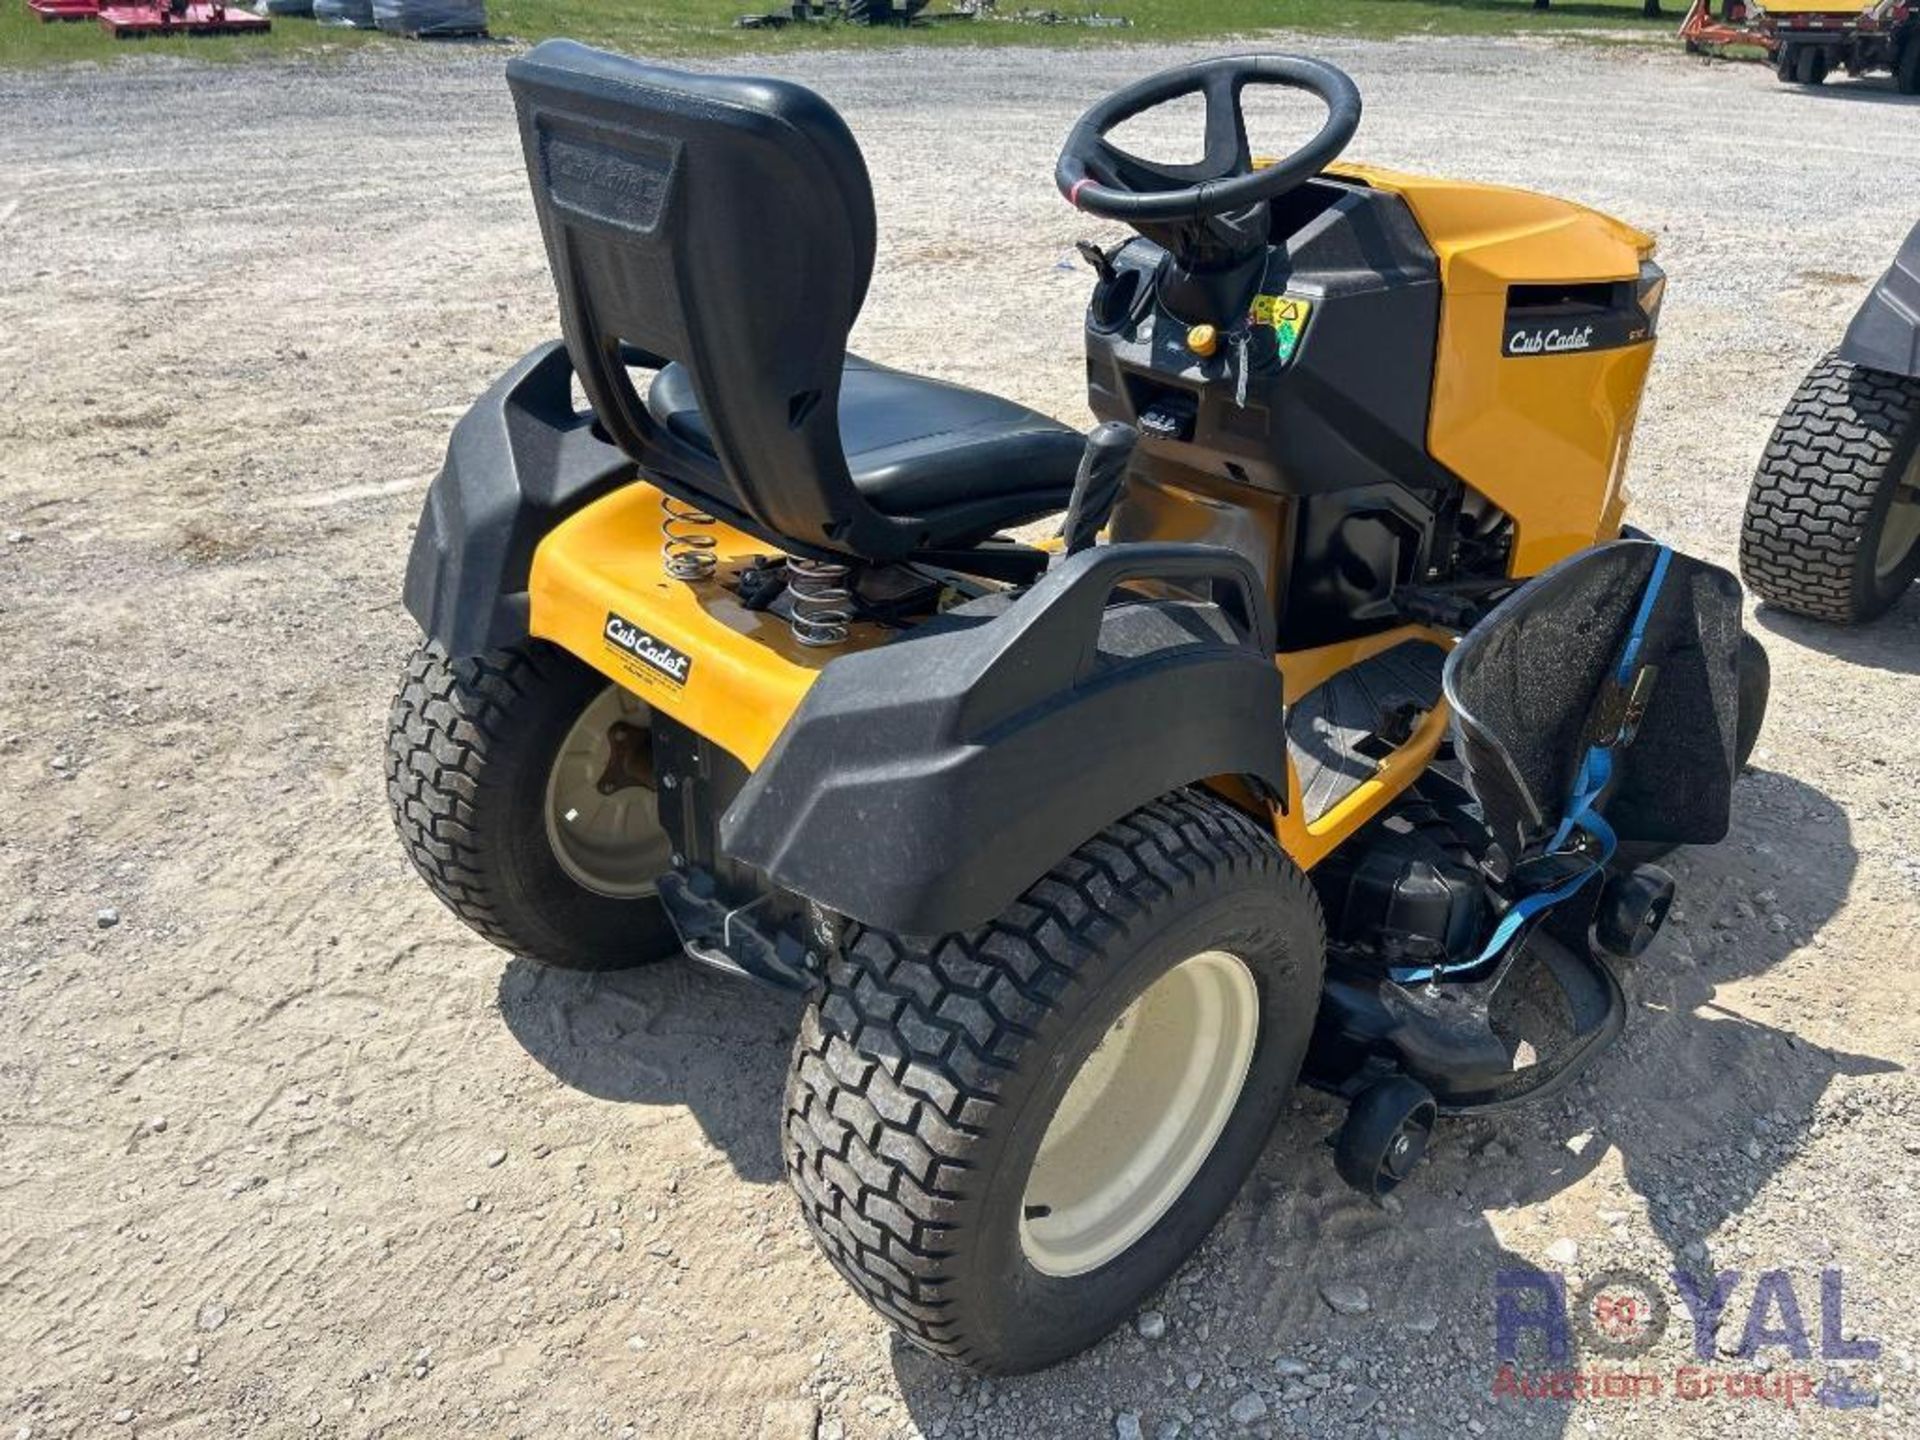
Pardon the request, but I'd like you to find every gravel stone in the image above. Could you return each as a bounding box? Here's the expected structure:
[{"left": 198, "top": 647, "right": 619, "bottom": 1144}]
[
  {"left": 1319, "top": 1280, "right": 1371, "bottom": 1315},
  {"left": 1227, "top": 1393, "right": 1268, "bottom": 1426}
]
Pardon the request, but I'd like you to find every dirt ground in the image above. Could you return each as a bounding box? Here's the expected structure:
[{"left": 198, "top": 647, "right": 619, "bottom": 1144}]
[{"left": 3, "top": 31, "right": 1918, "bottom": 1440}]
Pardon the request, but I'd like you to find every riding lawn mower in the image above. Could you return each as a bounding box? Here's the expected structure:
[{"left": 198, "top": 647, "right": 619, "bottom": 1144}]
[{"left": 388, "top": 43, "right": 1771, "bottom": 1373}]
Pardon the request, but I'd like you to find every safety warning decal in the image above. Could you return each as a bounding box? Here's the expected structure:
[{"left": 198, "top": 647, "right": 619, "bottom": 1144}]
[{"left": 1251, "top": 294, "right": 1313, "bottom": 365}]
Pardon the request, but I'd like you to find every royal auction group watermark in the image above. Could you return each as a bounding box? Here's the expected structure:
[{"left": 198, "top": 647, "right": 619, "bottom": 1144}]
[{"left": 1492, "top": 1266, "right": 1880, "bottom": 1410}]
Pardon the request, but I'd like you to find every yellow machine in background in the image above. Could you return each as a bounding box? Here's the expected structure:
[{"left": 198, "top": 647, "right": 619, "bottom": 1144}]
[{"left": 1681, "top": 0, "right": 1920, "bottom": 91}]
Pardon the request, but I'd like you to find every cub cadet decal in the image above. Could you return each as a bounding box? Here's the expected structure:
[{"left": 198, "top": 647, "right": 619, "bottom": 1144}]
[
  {"left": 1501, "top": 286, "right": 1656, "bottom": 360},
  {"left": 1251, "top": 294, "right": 1313, "bottom": 365},
  {"left": 603, "top": 612, "right": 693, "bottom": 689},
  {"left": 1505, "top": 324, "right": 1599, "bottom": 357}
]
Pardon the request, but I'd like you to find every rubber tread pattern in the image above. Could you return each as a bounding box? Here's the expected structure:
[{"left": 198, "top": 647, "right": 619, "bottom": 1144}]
[
  {"left": 781, "top": 788, "right": 1320, "bottom": 1369},
  {"left": 386, "top": 639, "right": 583, "bottom": 961},
  {"left": 1740, "top": 351, "right": 1920, "bottom": 622}
]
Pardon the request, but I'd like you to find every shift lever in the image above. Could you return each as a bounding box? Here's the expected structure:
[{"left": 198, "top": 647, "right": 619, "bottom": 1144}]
[{"left": 1062, "top": 421, "right": 1138, "bottom": 556}]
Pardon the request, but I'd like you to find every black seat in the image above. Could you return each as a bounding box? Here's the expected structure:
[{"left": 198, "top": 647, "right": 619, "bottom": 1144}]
[
  {"left": 646, "top": 357, "right": 1081, "bottom": 547},
  {"left": 507, "top": 41, "right": 1084, "bottom": 564}
]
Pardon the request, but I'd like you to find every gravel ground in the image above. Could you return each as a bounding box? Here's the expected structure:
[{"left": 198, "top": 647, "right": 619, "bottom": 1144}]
[{"left": 3, "top": 31, "right": 1919, "bottom": 1440}]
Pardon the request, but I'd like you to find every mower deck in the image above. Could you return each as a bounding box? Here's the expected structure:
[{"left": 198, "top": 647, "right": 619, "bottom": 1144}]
[
  {"left": 28, "top": 0, "right": 103, "bottom": 18},
  {"left": 97, "top": 2, "right": 270, "bottom": 37}
]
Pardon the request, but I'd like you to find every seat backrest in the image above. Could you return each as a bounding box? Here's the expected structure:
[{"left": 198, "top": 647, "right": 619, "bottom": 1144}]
[{"left": 506, "top": 41, "right": 914, "bottom": 560}]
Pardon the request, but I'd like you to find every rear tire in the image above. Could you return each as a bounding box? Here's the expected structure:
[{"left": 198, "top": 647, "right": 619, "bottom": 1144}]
[
  {"left": 1739, "top": 352, "right": 1920, "bottom": 623},
  {"left": 386, "top": 639, "right": 680, "bottom": 970},
  {"left": 783, "top": 790, "right": 1324, "bottom": 1374}
]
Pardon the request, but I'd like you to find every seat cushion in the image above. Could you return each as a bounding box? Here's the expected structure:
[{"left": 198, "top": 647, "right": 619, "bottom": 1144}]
[{"left": 645, "top": 356, "right": 1083, "bottom": 548}]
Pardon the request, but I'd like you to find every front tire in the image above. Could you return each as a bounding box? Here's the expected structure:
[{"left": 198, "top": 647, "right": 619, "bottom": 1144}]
[
  {"left": 783, "top": 790, "right": 1324, "bottom": 1374},
  {"left": 1739, "top": 352, "right": 1920, "bottom": 623},
  {"left": 386, "top": 639, "right": 680, "bottom": 970}
]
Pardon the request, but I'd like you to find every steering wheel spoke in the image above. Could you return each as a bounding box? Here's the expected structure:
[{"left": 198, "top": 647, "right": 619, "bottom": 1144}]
[
  {"left": 1201, "top": 69, "right": 1252, "bottom": 179},
  {"left": 1091, "top": 136, "right": 1210, "bottom": 194}
]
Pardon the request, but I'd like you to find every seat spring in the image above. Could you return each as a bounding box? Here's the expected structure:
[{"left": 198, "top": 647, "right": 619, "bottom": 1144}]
[
  {"left": 787, "top": 555, "right": 852, "bottom": 648},
  {"left": 661, "top": 495, "right": 719, "bottom": 581}
]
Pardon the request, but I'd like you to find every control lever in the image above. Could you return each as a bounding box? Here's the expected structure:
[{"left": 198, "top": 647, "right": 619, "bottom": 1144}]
[
  {"left": 1074, "top": 239, "right": 1119, "bottom": 283},
  {"left": 1062, "top": 421, "right": 1138, "bottom": 556}
]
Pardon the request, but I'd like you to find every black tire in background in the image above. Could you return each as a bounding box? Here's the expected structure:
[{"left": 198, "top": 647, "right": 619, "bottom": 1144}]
[
  {"left": 1898, "top": 32, "right": 1920, "bottom": 95},
  {"left": 1740, "top": 352, "right": 1920, "bottom": 624},
  {"left": 784, "top": 790, "right": 1325, "bottom": 1374},
  {"left": 386, "top": 639, "right": 680, "bottom": 970},
  {"left": 1795, "top": 45, "right": 1830, "bottom": 84}
]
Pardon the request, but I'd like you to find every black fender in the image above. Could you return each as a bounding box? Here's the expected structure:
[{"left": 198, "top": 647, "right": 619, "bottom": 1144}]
[
  {"left": 720, "top": 544, "right": 1289, "bottom": 937},
  {"left": 1839, "top": 219, "right": 1920, "bottom": 380},
  {"left": 403, "top": 341, "right": 636, "bottom": 657}
]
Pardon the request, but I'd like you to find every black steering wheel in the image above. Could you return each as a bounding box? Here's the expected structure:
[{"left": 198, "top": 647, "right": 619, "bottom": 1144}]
[{"left": 1056, "top": 55, "right": 1362, "bottom": 223}]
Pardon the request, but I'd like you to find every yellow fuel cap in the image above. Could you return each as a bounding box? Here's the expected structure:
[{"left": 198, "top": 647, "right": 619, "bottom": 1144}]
[{"left": 1186, "top": 324, "right": 1218, "bottom": 359}]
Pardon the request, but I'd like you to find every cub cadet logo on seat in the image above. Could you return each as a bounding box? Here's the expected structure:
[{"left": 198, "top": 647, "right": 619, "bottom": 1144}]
[{"left": 603, "top": 613, "right": 693, "bottom": 688}]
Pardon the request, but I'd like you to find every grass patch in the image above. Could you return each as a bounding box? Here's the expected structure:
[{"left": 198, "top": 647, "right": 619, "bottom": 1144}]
[{"left": 2, "top": 0, "right": 1691, "bottom": 71}]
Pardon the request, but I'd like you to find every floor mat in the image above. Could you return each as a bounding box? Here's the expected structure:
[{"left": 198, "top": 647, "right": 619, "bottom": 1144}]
[{"left": 1287, "top": 640, "right": 1446, "bottom": 823}]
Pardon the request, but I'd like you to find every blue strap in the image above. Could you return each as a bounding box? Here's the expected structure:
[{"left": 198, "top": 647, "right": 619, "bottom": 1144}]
[
  {"left": 1390, "top": 546, "right": 1670, "bottom": 985},
  {"left": 1615, "top": 544, "right": 1673, "bottom": 685}
]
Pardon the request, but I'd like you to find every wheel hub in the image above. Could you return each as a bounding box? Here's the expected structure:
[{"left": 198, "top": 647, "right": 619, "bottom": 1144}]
[
  {"left": 544, "top": 686, "right": 673, "bottom": 899},
  {"left": 1873, "top": 451, "right": 1920, "bottom": 584},
  {"left": 1019, "top": 950, "right": 1259, "bottom": 1278}
]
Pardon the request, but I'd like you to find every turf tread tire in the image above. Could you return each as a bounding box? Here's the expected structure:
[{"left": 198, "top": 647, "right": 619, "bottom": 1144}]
[
  {"left": 386, "top": 639, "right": 676, "bottom": 970},
  {"left": 1739, "top": 352, "right": 1920, "bottom": 623},
  {"left": 783, "top": 788, "right": 1322, "bottom": 1372}
]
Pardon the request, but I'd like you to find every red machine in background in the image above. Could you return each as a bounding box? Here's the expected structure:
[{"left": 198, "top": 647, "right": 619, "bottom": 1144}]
[
  {"left": 1682, "top": 0, "right": 1919, "bottom": 88},
  {"left": 27, "top": 0, "right": 270, "bottom": 36}
]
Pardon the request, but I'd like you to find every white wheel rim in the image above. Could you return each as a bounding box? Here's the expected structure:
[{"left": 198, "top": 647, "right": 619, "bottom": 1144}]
[
  {"left": 1873, "top": 450, "right": 1920, "bottom": 584},
  {"left": 543, "top": 686, "right": 672, "bottom": 899},
  {"left": 1020, "top": 950, "right": 1260, "bottom": 1278}
]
